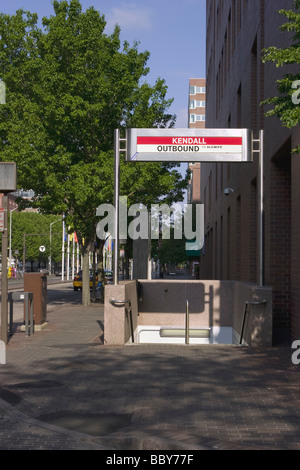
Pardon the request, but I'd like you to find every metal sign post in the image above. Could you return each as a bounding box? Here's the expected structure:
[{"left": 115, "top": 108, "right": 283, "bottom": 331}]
[
  {"left": 252, "top": 130, "right": 264, "bottom": 287},
  {"left": 1, "top": 195, "right": 9, "bottom": 344},
  {"left": 0, "top": 162, "right": 17, "bottom": 344},
  {"left": 113, "top": 129, "right": 127, "bottom": 285},
  {"left": 113, "top": 130, "right": 120, "bottom": 285}
]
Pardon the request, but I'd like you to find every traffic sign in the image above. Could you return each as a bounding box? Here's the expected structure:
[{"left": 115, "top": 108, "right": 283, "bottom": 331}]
[{"left": 39, "top": 246, "right": 46, "bottom": 252}]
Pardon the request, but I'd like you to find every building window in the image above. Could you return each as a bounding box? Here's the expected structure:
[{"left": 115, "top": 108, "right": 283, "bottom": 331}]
[
  {"left": 190, "top": 100, "right": 205, "bottom": 109},
  {"left": 190, "top": 114, "right": 206, "bottom": 123},
  {"left": 190, "top": 86, "right": 196, "bottom": 95},
  {"left": 196, "top": 87, "right": 206, "bottom": 93}
]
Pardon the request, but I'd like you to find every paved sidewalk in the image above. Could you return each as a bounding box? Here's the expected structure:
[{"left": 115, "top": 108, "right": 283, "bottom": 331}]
[{"left": 1, "top": 301, "right": 300, "bottom": 450}]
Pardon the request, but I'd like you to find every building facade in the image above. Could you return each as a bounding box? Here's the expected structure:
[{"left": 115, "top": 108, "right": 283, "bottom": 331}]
[
  {"left": 188, "top": 79, "right": 206, "bottom": 204},
  {"left": 188, "top": 78, "right": 206, "bottom": 129},
  {"left": 0, "top": 193, "right": 18, "bottom": 213},
  {"left": 202, "top": 0, "right": 300, "bottom": 342}
]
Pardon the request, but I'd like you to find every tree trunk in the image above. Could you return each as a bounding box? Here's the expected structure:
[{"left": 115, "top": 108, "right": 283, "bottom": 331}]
[
  {"left": 81, "top": 247, "right": 91, "bottom": 306},
  {"left": 96, "top": 240, "right": 105, "bottom": 300}
]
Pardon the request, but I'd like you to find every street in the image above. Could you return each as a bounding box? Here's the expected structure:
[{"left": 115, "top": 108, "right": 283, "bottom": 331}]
[
  {"left": 0, "top": 276, "right": 96, "bottom": 327},
  {"left": 3, "top": 274, "right": 76, "bottom": 292}
]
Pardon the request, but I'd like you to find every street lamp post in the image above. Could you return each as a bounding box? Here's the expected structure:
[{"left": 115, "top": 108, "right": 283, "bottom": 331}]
[{"left": 0, "top": 163, "right": 17, "bottom": 345}]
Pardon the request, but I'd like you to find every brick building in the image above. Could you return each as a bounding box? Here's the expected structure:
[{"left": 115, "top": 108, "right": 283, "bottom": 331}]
[
  {"left": 188, "top": 79, "right": 206, "bottom": 204},
  {"left": 0, "top": 193, "right": 18, "bottom": 212},
  {"left": 188, "top": 78, "right": 206, "bottom": 129},
  {"left": 201, "top": 0, "right": 300, "bottom": 342}
]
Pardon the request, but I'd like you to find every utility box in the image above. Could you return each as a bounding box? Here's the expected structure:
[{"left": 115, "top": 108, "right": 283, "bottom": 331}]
[{"left": 24, "top": 273, "right": 47, "bottom": 327}]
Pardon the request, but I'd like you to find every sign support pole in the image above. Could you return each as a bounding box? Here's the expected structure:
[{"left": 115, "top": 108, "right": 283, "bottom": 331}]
[
  {"left": 258, "top": 130, "right": 264, "bottom": 287},
  {"left": 252, "top": 130, "right": 264, "bottom": 287},
  {"left": 0, "top": 162, "right": 16, "bottom": 345},
  {"left": 113, "top": 129, "right": 128, "bottom": 284},
  {"left": 113, "top": 129, "right": 120, "bottom": 285}
]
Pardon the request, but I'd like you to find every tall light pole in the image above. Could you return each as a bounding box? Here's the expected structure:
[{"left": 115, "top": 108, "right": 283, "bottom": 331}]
[
  {"left": 9, "top": 206, "right": 18, "bottom": 267},
  {"left": 0, "top": 82, "right": 17, "bottom": 344},
  {"left": 49, "top": 219, "right": 61, "bottom": 274}
]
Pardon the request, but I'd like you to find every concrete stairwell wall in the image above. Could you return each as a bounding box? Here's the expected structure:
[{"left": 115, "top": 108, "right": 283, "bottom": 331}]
[{"left": 104, "top": 280, "right": 272, "bottom": 346}]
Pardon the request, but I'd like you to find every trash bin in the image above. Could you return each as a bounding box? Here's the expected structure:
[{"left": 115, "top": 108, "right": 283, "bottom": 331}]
[{"left": 24, "top": 273, "right": 47, "bottom": 327}]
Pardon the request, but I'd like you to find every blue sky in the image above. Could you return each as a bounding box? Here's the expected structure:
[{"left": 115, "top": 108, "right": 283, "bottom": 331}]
[{"left": 1, "top": 0, "right": 207, "bottom": 128}]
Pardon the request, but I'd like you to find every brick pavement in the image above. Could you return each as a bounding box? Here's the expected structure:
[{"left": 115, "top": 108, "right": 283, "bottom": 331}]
[{"left": 1, "top": 301, "right": 300, "bottom": 450}]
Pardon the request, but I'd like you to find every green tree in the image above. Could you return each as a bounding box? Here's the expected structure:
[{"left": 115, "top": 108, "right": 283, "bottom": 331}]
[
  {"left": 154, "top": 235, "right": 188, "bottom": 268},
  {"left": 262, "top": 0, "right": 300, "bottom": 153},
  {"left": 152, "top": 202, "right": 200, "bottom": 268},
  {"left": 0, "top": 1, "right": 189, "bottom": 304},
  {"left": 9, "top": 212, "right": 62, "bottom": 270}
]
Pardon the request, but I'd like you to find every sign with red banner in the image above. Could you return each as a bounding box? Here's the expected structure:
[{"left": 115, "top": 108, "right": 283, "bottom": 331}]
[{"left": 127, "top": 128, "right": 252, "bottom": 163}]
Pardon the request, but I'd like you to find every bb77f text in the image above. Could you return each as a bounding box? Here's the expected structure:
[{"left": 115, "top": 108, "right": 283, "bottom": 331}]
[{"left": 148, "top": 455, "right": 194, "bottom": 465}]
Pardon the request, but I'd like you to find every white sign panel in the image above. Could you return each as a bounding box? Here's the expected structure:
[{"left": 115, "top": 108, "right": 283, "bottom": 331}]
[{"left": 127, "top": 128, "right": 252, "bottom": 163}]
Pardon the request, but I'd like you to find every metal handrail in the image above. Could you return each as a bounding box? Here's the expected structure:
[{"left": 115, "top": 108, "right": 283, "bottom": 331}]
[
  {"left": 185, "top": 299, "right": 189, "bottom": 345},
  {"left": 8, "top": 291, "right": 34, "bottom": 338},
  {"left": 240, "top": 300, "right": 267, "bottom": 345},
  {"left": 109, "top": 298, "right": 131, "bottom": 305}
]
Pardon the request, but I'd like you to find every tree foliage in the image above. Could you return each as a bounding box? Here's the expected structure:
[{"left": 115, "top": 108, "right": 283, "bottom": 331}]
[
  {"left": 0, "top": 1, "right": 189, "bottom": 303},
  {"left": 153, "top": 236, "right": 188, "bottom": 267},
  {"left": 262, "top": 0, "right": 300, "bottom": 153},
  {"left": 8, "top": 212, "right": 62, "bottom": 268}
]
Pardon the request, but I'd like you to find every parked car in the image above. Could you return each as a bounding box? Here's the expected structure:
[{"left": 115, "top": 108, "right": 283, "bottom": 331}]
[
  {"left": 55, "top": 270, "right": 67, "bottom": 277},
  {"left": 73, "top": 270, "right": 98, "bottom": 291},
  {"left": 104, "top": 270, "right": 113, "bottom": 284},
  {"left": 73, "top": 269, "right": 113, "bottom": 291}
]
